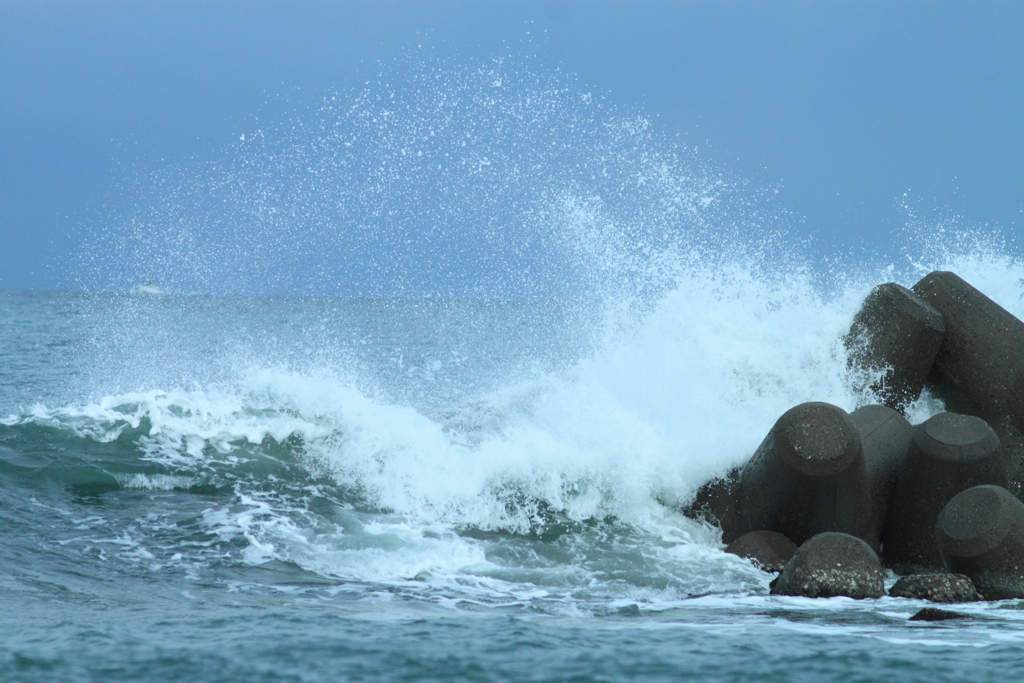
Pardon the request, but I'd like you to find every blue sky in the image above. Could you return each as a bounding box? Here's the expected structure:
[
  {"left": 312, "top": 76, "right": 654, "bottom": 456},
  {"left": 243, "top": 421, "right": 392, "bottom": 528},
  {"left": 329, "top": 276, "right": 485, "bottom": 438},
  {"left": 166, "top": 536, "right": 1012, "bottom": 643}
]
[{"left": 1, "top": 0, "right": 1022, "bottom": 293}]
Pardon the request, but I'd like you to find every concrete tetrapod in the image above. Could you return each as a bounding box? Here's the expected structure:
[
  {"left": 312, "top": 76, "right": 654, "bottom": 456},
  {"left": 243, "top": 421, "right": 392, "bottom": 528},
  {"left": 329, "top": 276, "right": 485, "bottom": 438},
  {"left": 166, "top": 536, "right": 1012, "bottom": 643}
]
[
  {"left": 882, "top": 412, "right": 1005, "bottom": 574},
  {"left": 771, "top": 532, "right": 884, "bottom": 599},
  {"left": 888, "top": 574, "right": 982, "bottom": 603},
  {"left": 683, "top": 467, "right": 746, "bottom": 544},
  {"left": 912, "top": 271, "right": 1024, "bottom": 494},
  {"left": 725, "top": 530, "right": 798, "bottom": 572},
  {"left": 741, "top": 402, "right": 872, "bottom": 546},
  {"left": 936, "top": 485, "right": 1024, "bottom": 600},
  {"left": 844, "top": 283, "right": 945, "bottom": 412},
  {"left": 850, "top": 405, "right": 913, "bottom": 552}
]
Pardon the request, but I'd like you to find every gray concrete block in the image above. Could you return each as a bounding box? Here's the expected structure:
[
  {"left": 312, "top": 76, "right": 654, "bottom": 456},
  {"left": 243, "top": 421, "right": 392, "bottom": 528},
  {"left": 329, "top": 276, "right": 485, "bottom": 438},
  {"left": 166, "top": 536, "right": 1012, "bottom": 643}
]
[
  {"left": 845, "top": 283, "right": 944, "bottom": 411},
  {"left": 725, "top": 530, "right": 797, "bottom": 572},
  {"left": 912, "top": 270, "right": 1024, "bottom": 495},
  {"left": 741, "top": 402, "right": 872, "bottom": 546},
  {"left": 850, "top": 404, "right": 913, "bottom": 551},
  {"left": 771, "top": 532, "right": 884, "bottom": 599},
  {"left": 883, "top": 412, "right": 1004, "bottom": 573},
  {"left": 888, "top": 573, "right": 982, "bottom": 602},
  {"left": 936, "top": 484, "right": 1024, "bottom": 600}
]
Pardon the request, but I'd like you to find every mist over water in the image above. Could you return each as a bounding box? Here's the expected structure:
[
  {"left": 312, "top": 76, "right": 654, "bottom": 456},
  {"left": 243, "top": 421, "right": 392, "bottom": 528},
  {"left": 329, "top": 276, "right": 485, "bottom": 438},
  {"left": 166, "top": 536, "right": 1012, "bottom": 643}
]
[
  {"left": 5, "top": 55, "right": 1024, "bottom": 680},
  {"left": 80, "top": 55, "right": 798, "bottom": 300}
]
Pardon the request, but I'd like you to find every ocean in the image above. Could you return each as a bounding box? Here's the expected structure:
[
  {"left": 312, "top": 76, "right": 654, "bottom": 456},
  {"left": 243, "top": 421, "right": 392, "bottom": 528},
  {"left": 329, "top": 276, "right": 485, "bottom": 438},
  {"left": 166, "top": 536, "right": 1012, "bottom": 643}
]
[
  {"left": 4, "top": 270, "right": 1024, "bottom": 682},
  {"left": 4, "top": 59, "right": 1024, "bottom": 682}
]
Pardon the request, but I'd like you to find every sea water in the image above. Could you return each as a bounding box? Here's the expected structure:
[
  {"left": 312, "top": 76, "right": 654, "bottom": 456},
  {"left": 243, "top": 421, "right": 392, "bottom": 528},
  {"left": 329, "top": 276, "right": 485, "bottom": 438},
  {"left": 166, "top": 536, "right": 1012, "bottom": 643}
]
[{"left": 3, "top": 58, "right": 1024, "bottom": 682}]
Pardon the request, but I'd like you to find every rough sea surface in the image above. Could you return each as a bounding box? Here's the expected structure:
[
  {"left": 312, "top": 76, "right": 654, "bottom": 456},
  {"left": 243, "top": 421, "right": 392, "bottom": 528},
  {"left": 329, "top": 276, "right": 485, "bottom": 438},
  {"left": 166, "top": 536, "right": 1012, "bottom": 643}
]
[
  {"left": 5, "top": 57, "right": 1024, "bottom": 682},
  {"left": 3, "top": 279, "right": 1024, "bottom": 682}
]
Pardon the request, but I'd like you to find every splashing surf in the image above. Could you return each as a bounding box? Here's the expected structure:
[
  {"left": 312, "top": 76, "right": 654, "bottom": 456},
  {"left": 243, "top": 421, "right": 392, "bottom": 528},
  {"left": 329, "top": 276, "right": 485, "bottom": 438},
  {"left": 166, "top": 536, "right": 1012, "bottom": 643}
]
[{"left": 14, "top": 55, "right": 1024, "bottom": 609}]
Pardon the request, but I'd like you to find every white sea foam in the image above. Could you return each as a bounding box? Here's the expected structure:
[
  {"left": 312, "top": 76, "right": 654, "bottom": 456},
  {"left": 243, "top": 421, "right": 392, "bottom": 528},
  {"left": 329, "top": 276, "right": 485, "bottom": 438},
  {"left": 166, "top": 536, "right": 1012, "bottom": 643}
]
[
  {"left": 32, "top": 53, "right": 1024, "bottom": 605},
  {"left": 14, "top": 238, "right": 1024, "bottom": 600}
]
